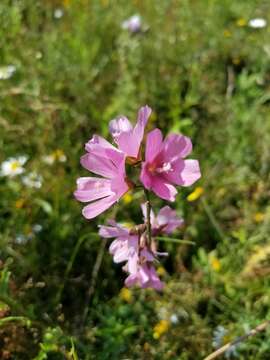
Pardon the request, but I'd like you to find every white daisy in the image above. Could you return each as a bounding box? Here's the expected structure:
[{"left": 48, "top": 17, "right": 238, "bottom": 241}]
[
  {"left": 0, "top": 156, "right": 28, "bottom": 177},
  {"left": 248, "top": 18, "right": 267, "bottom": 29},
  {"left": 54, "top": 8, "right": 64, "bottom": 19},
  {"left": 0, "top": 65, "right": 16, "bottom": 80},
  {"left": 122, "top": 14, "right": 142, "bottom": 33},
  {"left": 22, "top": 172, "right": 43, "bottom": 188}
]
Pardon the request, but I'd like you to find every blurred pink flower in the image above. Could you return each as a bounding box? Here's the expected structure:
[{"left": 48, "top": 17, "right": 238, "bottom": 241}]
[
  {"left": 141, "top": 204, "right": 183, "bottom": 235},
  {"left": 109, "top": 105, "right": 151, "bottom": 159},
  {"left": 99, "top": 220, "right": 165, "bottom": 290},
  {"left": 74, "top": 136, "right": 130, "bottom": 219},
  {"left": 140, "top": 129, "right": 201, "bottom": 201},
  {"left": 125, "top": 263, "right": 164, "bottom": 291}
]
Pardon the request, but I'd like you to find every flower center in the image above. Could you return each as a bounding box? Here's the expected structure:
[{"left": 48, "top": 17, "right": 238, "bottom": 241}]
[
  {"left": 11, "top": 161, "right": 20, "bottom": 171},
  {"left": 155, "top": 162, "right": 172, "bottom": 174}
]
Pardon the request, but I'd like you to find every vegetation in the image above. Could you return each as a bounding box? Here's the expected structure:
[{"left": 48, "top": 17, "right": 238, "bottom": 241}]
[{"left": 1, "top": 1, "right": 270, "bottom": 358}]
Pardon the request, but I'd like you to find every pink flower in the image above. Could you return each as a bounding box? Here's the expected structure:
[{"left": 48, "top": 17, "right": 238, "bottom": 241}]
[
  {"left": 125, "top": 264, "right": 164, "bottom": 291},
  {"left": 99, "top": 220, "right": 165, "bottom": 290},
  {"left": 141, "top": 204, "right": 183, "bottom": 235},
  {"left": 109, "top": 105, "right": 152, "bottom": 159},
  {"left": 74, "top": 136, "right": 130, "bottom": 219},
  {"left": 99, "top": 221, "right": 139, "bottom": 274},
  {"left": 140, "top": 129, "right": 201, "bottom": 201}
]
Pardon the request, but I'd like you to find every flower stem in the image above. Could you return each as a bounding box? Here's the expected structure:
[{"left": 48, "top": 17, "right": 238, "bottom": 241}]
[{"left": 144, "top": 189, "right": 152, "bottom": 247}]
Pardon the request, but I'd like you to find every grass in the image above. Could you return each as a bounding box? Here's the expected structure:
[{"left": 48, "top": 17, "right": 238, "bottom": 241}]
[{"left": 1, "top": 0, "right": 270, "bottom": 359}]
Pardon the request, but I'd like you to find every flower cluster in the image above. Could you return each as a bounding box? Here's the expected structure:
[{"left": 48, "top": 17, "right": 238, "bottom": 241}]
[
  {"left": 99, "top": 205, "right": 183, "bottom": 290},
  {"left": 75, "top": 105, "right": 201, "bottom": 290}
]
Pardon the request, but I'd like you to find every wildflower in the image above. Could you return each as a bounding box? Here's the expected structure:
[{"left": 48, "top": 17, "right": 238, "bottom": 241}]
[
  {"left": 119, "top": 287, "right": 132, "bottom": 303},
  {"left": 140, "top": 129, "right": 201, "bottom": 201},
  {"left": 122, "top": 14, "right": 142, "bottom": 33},
  {"left": 212, "top": 326, "right": 238, "bottom": 358},
  {"left": 15, "top": 234, "right": 28, "bottom": 245},
  {"left": 22, "top": 172, "right": 43, "bottom": 188},
  {"left": 75, "top": 137, "right": 131, "bottom": 219},
  {"left": 236, "top": 18, "right": 247, "bottom": 27},
  {"left": 153, "top": 320, "right": 170, "bottom": 339},
  {"left": 210, "top": 257, "right": 221, "bottom": 272},
  {"left": 0, "top": 65, "right": 16, "bottom": 80},
  {"left": 223, "top": 30, "right": 232, "bottom": 37},
  {"left": 15, "top": 198, "right": 25, "bottom": 209},
  {"left": 32, "top": 224, "right": 43, "bottom": 233},
  {"left": 109, "top": 105, "right": 151, "bottom": 160},
  {"left": 170, "top": 314, "right": 179, "bottom": 324},
  {"left": 42, "top": 149, "right": 66, "bottom": 165},
  {"left": 122, "top": 192, "right": 133, "bottom": 204},
  {"left": 141, "top": 203, "right": 183, "bottom": 234},
  {"left": 187, "top": 186, "right": 204, "bottom": 202},
  {"left": 248, "top": 18, "right": 267, "bottom": 29},
  {"left": 54, "top": 8, "right": 64, "bottom": 19},
  {"left": 254, "top": 212, "right": 265, "bottom": 223},
  {"left": 0, "top": 156, "right": 27, "bottom": 178},
  {"left": 99, "top": 219, "right": 166, "bottom": 290},
  {"left": 156, "top": 266, "right": 166, "bottom": 276}
]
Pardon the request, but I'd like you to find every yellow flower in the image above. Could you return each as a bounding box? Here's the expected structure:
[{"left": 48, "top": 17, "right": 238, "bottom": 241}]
[
  {"left": 187, "top": 187, "right": 204, "bottom": 202},
  {"left": 254, "top": 212, "right": 265, "bottom": 223},
  {"left": 15, "top": 198, "right": 25, "bottom": 209},
  {"left": 157, "top": 266, "right": 166, "bottom": 276},
  {"left": 211, "top": 257, "right": 221, "bottom": 272},
  {"left": 232, "top": 57, "right": 241, "bottom": 65},
  {"left": 119, "top": 287, "right": 132, "bottom": 303},
  {"left": 223, "top": 29, "right": 232, "bottom": 38},
  {"left": 236, "top": 18, "right": 247, "bottom": 27},
  {"left": 153, "top": 320, "right": 170, "bottom": 339},
  {"left": 123, "top": 192, "right": 133, "bottom": 205}
]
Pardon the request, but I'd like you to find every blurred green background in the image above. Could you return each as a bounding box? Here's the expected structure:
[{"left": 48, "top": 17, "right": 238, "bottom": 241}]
[{"left": 1, "top": 0, "right": 270, "bottom": 359}]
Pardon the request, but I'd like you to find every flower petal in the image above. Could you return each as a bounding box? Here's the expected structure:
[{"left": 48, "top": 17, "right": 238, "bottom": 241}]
[
  {"left": 74, "top": 177, "right": 112, "bottom": 203},
  {"left": 109, "top": 117, "right": 133, "bottom": 139},
  {"left": 145, "top": 128, "right": 163, "bottom": 162},
  {"left": 80, "top": 153, "right": 116, "bottom": 178},
  {"left": 179, "top": 159, "right": 201, "bottom": 186},
  {"left": 82, "top": 196, "right": 116, "bottom": 219},
  {"left": 163, "top": 134, "right": 193, "bottom": 160},
  {"left": 151, "top": 177, "right": 177, "bottom": 201}
]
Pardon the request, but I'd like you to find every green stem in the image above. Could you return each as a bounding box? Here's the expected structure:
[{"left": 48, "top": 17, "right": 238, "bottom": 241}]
[
  {"left": 144, "top": 189, "right": 152, "bottom": 247},
  {"left": 156, "top": 237, "right": 195, "bottom": 245},
  {"left": 201, "top": 198, "right": 227, "bottom": 241}
]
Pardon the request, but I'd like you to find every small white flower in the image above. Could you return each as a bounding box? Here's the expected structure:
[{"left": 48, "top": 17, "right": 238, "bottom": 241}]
[
  {"left": 0, "top": 156, "right": 28, "bottom": 177},
  {"left": 33, "top": 224, "right": 43, "bottom": 233},
  {"left": 22, "top": 172, "right": 43, "bottom": 188},
  {"left": 54, "top": 8, "right": 64, "bottom": 19},
  {"left": 170, "top": 314, "right": 179, "bottom": 324},
  {"left": 248, "top": 18, "right": 267, "bottom": 29},
  {"left": 42, "top": 154, "right": 55, "bottom": 165},
  {"left": 15, "top": 234, "right": 28, "bottom": 245},
  {"left": 42, "top": 150, "right": 66, "bottom": 165},
  {"left": 0, "top": 65, "right": 16, "bottom": 80},
  {"left": 122, "top": 14, "right": 142, "bottom": 33}
]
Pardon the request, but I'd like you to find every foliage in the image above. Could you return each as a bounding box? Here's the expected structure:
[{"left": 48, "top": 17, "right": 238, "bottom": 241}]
[{"left": 1, "top": 0, "right": 270, "bottom": 358}]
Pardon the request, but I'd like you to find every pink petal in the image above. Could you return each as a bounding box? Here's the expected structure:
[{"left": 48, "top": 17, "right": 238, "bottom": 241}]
[
  {"left": 109, "top": 117, "right": 133, "bottom": 138},
  {"left": 179, "top": 159, "right": 201, "bottom": 186},
  {"left": 145, "top": 128, "right": 163, "bottom": 162},
  {"left": 125, "top": 274, "right": 138, "bottom": 287},
  {"left": 74, "top": 177, "right": 112, "bottom": 203},
  {"left": 117, "top": 105, "right": 151, "bottom": 158},
  {"left": 151, "top": 177, "right": 177, "bottom": 201},
  {"left": 80, "top": 153, "right": 116, "bottom": 178},
  {"left": 163, "top": 134, "right": 193, "bottom": 160},
  {"left": 82, "top": 195, "right": 117, "bottom": 219},
  {"left": 140, "top": 162, "right": 153, "bottom": 189},
  {"left": 85, "top": 135, "right": 115, "bottom": 152},
  {"left": 99, "top": 225, "right": 128, "bottom": 238}
]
